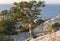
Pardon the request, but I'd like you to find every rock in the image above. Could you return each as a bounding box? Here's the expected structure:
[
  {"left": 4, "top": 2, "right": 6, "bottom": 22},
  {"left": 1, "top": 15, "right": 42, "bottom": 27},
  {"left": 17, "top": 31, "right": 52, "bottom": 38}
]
[
  {"left": 25, "top": 16, "right": 60, "bottom": 41},
  {"left": 11, "top": 32, "right": 30, "bottom": 41},
  {"left": 33, "top": 16, "right": 60, "bottom": 35},
  {"left": 30, "top": 30, "right": 60, "bottom": 41}
]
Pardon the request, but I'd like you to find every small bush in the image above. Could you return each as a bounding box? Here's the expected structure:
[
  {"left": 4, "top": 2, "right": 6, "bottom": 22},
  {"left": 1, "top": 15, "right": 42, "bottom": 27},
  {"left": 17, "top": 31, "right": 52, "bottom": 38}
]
[
  {"left": 19, "top": 26, "right": 29, "bottom": 32},
  {"left": 0, "top": 36, "right": 14, "bottom": 41},
  {"left": 49, "top": 22, "right": 60, "bottom": 32},
  {"left": 0, "top": 19, "right": 18, "bottom": 35}
]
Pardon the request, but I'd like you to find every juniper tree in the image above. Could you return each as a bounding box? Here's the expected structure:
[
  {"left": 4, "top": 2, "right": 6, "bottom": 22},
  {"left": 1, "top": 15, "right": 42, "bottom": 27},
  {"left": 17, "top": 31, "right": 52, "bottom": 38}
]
[
  {"left": 9, "top": 0, "right": 45, "bottom": 38},
  {"left": 0, "top": 0, "right": 45, "bottom": 38}
]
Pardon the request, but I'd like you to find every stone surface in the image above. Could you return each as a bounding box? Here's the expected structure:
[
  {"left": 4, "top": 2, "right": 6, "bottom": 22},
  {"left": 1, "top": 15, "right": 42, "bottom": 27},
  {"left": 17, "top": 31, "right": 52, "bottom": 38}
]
[
  {"left": 30, "top": 30, "right": 60, "bottom": 41},
  {"left": 11, "top": 32, "right": 30, "bottom": 41},
  {"left": 33, "top": 16, "right": 60, "bottom": 35}
]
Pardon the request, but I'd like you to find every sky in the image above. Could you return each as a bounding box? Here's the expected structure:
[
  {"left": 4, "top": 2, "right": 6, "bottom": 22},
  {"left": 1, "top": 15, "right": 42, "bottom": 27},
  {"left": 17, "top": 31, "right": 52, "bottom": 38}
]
[{"left": 0, "top": 0, "right": 60, "bottom": 4}]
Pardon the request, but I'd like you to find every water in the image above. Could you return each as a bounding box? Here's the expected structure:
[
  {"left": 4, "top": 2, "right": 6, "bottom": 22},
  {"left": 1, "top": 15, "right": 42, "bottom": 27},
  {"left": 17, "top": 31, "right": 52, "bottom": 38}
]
[
  {"left": 0, "top": 4, "right": 13, "bottom": 11},
  {"left": 41, "top": 4, "right": 60, "bottom": 18},
  {"left": 0, "top": 4, "right": 60, "bottom": 18}
]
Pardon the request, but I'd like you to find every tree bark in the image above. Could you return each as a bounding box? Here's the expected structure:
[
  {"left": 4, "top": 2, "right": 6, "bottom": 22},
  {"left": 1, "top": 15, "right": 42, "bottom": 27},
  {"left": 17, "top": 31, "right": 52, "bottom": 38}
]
[{"left": 29, "top": 23, "right": 36, "bottom": 39}]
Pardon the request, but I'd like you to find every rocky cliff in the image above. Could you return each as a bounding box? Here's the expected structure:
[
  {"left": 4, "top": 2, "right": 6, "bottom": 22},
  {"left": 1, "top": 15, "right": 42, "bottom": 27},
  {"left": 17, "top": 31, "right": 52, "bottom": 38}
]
[
  {"left": 33, "top": 16, "right": 60, "bottom": 35},
  {"left": 25, "top": 16, "right": 60, "bottom": 41},
  {"left": 30, "top": 30, "right": 60, "bottom": 41}
]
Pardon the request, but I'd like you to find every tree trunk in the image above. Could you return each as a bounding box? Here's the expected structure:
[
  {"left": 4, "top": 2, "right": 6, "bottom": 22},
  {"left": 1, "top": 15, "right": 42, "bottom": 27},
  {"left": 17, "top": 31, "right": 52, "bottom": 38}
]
[{"left": 29, "top": 23, "right": 36, "bottom": 39}]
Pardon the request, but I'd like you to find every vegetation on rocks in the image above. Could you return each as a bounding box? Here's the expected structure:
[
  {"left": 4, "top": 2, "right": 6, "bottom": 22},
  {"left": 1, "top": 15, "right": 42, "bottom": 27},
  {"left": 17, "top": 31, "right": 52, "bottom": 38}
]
[{"left": 49, "top": 22, "right": 60, "bottom": 32}]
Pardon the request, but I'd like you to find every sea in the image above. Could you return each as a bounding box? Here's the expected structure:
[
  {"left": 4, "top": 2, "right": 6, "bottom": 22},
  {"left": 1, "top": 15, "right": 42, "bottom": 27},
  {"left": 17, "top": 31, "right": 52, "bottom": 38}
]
[{"left": 0, "top": 4, "right": 60, "bottom": 18}]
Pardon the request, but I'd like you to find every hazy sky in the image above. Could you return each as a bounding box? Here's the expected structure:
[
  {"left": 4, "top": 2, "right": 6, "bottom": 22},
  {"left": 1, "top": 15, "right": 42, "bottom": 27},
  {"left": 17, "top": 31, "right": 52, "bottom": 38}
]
[{"left": 0, "top": 0, "right": 60, "bottom": 4}]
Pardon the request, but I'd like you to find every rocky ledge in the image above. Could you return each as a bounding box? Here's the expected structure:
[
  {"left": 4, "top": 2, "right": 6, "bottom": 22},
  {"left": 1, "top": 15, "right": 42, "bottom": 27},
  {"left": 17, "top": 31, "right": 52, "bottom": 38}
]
[{"left": 30, "top": 30, "right": 60, "bottom": 41}]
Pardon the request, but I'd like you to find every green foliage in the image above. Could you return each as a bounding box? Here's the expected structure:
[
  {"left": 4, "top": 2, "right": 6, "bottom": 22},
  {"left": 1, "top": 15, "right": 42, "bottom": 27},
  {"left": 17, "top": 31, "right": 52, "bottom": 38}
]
[
  {"left": 49, "top": 22, "right": 60, "bottom": 32},
  {"left": 19, "top": 26, "right": 29, "bottom": 32},
  {"left": 37, "top": 19, "right": 45, "bottom": 25},
  {"left": 0, "top": 10, "right": 8, "bottom": 15},
  {"left": 0, "top": 0, "right": 45, "bottom": 33},
  {"left": 9, "top": 1, "right": 45, "bottom": 22},
  {"left": 0, "top": 19, "right": 17, "bottom": 35},
  {"left": 50, "top": 22, "right": 60, "bottom": 29},
  {"left": 10, "top": 1, "right": 45, "bottom": 32},
  {"left": 0, "top": 36, "right": 14, "bottom": 41}
]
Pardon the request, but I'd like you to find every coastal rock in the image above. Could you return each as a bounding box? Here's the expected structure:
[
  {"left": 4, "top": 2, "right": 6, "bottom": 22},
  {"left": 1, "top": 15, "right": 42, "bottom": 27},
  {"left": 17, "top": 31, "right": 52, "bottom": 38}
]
[
  {"left": 30, "top": 30, "right": 60, "bottom": 41},
  {"left": 33, "top": 16, "right": 60, "bottom": 35}
]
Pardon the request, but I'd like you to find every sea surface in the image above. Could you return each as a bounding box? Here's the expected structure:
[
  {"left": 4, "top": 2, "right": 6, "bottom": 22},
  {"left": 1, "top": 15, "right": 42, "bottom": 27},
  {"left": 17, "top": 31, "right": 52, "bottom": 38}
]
[{"left": 0, "top": 4, "right": 60, "bottom": 18}]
